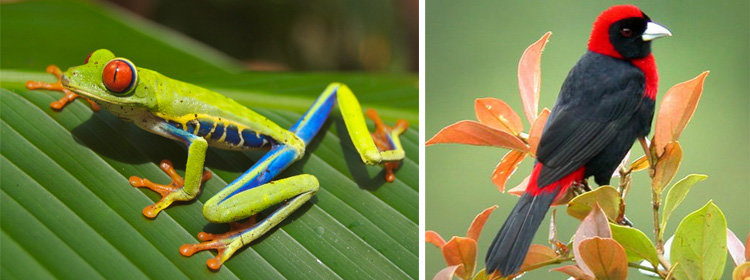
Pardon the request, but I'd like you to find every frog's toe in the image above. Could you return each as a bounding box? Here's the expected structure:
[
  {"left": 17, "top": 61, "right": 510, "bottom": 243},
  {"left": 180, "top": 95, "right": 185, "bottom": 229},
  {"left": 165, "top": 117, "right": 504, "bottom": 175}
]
[
  {"left": 180, "top": 218, "right": 256, "bottom": 270},
  {"left": 25, "top": 65, "right": 100, "bottom": 111},
  {"left": 364, "top": 109, "right": 408, "bottom": 182},
  {"left": 130, "top": 159, "right": 211, "bottom": 218}
]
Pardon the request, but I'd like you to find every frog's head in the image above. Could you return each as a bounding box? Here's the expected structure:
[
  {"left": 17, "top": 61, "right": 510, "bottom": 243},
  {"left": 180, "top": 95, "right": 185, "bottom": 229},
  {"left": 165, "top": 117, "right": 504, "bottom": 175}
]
[{"left": 61, "top": 49, "right": 156, "bottom": 110}]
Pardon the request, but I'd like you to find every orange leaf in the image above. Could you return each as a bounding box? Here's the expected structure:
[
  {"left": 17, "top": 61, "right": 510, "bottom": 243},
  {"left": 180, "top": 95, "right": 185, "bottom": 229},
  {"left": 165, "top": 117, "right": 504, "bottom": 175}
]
[
  {"left": 628, "top": 155, "right": 650, "bottom": 172},
  {"left": 746, "top": 232, "right": 750, "bottom": 262},
  {"left": 653, "top": 71, "right": 709, "bottom": 156},
  {"left": 518, "top": 32, "right": 551, "bottom": 123},
  {"left": 427, "top": 120, "right": 529, "bottom": 152},
  {"left": 475, "top": 98, "right": 524, "bottom": 135},
  {"left": 528, "top": 108, "right": 550, "bottom": 156},
  {"left": 433, "top": 265, "right": 461, "bottom": 280},
  {"left": 652, "top": 141, "right": 683, "bottom": 194},
  {"left": 507, "top": 175, "right": 530, "bottom": 196},
  {"left": 442, "top": 237, "right": 477, "bottom": 280},
  {"left": 466, "top": 205, "right": 498, "bottom": 241},
  {"left": 573, "top": 204, "right": 612, "bottom": 276},
  {"left": 427, "top": 230, "right": 447, "bottom": 248},
  {"left": 733, "top": 262, "right": 750, "bottom": 280},
  {"left": 491, "top": 150, "right": 527, "bottom": 192},
  {"left": 578, "top": 237, "right": 628, "bottom": 280},
  {"left": 518, "top": 244, "right": 557, "bottom": 273},
  {"left": 551, "top": 265, "right": 594, "bottom": 280}
]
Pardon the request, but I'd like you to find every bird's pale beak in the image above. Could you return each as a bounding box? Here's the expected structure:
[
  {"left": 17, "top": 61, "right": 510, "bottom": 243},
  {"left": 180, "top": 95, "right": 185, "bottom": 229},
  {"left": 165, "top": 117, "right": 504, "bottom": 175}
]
[{"left": 642, "top": 22, "right": 672, "bottom": 41}]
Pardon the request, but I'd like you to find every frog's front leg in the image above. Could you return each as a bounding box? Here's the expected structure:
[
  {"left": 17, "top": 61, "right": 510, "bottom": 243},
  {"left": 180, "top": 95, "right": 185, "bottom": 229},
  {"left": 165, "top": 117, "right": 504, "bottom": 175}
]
[
  {"left": 25, "top": 65, "right": 101, "bottom": 111},
  {"left": 180, "top": 145, "right": 318, "bottom": 270},
  {"left": 129, "top": 123, "right": 212, "bottom": 218}
]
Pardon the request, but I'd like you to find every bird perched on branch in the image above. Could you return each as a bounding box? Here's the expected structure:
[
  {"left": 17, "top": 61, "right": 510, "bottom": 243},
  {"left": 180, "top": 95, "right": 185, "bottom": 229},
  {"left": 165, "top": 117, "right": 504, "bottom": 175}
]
[{"left": 485, "top": 5, "right": 672, "bottom": 276}]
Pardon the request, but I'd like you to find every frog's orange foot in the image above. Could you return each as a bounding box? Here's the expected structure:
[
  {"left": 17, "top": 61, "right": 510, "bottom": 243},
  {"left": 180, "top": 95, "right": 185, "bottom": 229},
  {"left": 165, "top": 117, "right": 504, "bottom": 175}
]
[
  {"left": 365, "top": 108, "right": 408, "bottom": 182},
  {"left": 129, "top": 159, "right": 211, "bottom": 218},
  {"left": 25, "top": 65, "right": 100, "bottom": 111},
  {"left": 180, "top": 217, "right": 257, "bottom": 270}
]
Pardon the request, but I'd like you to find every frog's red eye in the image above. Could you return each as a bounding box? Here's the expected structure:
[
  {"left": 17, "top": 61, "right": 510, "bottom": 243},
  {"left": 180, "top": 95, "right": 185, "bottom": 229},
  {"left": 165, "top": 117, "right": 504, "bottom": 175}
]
[
  {"left": 102, "top": 59, "right": 137, "bottom": 93},
  {"left": 84, "top": 52, "right": 93, "bottom": 63}
]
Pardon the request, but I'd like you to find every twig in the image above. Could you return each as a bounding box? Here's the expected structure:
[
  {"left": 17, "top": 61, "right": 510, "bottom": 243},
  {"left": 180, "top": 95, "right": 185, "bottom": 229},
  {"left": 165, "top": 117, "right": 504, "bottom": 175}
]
[
  {"left": 639, "top": 136, "right": 672, "bottom": 273},
  {"left": 616, "top": 168, "right": 633, "bottom": 226},
  {"left": 618, "top": 168, "right": 632, "bottom": 198},
  {"left": 628, "top": 262, "right": 668, "bottom": 278},
  {"left": 652, "top": 189, "right": 663, "bottom": 251}
]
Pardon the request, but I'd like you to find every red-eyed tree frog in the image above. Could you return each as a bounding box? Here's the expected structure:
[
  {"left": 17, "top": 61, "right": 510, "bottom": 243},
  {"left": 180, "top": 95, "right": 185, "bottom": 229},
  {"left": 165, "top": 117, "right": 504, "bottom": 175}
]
[{"left": 25, "top": 49, "right": 408, "bottom": 270}]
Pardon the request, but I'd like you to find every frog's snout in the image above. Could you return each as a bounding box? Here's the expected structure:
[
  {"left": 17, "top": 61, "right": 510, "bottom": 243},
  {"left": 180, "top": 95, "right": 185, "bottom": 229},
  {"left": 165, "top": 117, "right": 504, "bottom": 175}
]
[{"left": 60, "top": 74, "right": 70, "bottom": 86}]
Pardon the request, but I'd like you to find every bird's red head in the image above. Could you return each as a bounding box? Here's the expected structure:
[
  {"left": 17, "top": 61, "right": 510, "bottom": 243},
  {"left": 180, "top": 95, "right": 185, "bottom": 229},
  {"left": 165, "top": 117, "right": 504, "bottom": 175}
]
[
  {"left": 588, "top": 5, "right": 671, "bottom": 60},
  {"left": 588, "top": 5, "right": 671, "bottom": 100}
]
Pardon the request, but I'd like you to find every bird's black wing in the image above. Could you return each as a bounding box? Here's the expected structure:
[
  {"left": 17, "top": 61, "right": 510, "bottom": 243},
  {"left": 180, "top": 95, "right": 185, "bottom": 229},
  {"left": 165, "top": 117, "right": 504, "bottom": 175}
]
[{"left": 535, "top": 52, "right": 645, "bottom": 188}]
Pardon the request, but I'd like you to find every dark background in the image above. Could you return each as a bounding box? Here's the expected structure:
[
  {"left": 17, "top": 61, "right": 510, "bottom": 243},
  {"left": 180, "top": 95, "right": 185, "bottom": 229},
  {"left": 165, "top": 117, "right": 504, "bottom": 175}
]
[{"left": 105, "top": 0, "right": 418, "bottom": 72}]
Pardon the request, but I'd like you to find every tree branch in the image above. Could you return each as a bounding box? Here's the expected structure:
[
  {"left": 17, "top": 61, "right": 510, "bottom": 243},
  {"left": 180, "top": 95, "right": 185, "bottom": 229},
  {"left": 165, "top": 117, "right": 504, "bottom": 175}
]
[{"left": 628, "top": 262, "right": 668, "bottom": 278}]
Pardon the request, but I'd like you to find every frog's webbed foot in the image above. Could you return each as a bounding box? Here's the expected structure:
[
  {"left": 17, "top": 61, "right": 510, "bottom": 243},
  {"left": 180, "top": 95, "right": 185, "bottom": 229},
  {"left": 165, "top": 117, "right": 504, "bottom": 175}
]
[
  {"left": 179, "top": 216, "right": 257, "bottom": 270},
  {"left": 365, "top": 108, "right": 409, "bottom": 182},
  {"left": 25, "top": 65, "right": 101, "bottom": 111},
  {"left": 129, "top": 159, "right": 212, "bottom": 218}
]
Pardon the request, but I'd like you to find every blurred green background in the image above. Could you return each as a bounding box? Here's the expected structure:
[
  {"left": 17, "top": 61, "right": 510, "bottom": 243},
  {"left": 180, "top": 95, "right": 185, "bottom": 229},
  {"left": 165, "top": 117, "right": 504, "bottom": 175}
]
[{"left": 426, "top": 1, "right": 749, "bottom": 279}]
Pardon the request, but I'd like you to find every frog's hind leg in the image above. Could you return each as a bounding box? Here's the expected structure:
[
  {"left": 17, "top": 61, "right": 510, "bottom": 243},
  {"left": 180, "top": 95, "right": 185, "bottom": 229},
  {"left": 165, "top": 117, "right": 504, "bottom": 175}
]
[
  {"left": 182, "top": 145, "right": 318, "bottom": 270},
  {"left": 290, "top": 83, "right": 409, "bottom": 180},
  {"left": 181, "top": 83, "right": 407, "bottom": 270}
]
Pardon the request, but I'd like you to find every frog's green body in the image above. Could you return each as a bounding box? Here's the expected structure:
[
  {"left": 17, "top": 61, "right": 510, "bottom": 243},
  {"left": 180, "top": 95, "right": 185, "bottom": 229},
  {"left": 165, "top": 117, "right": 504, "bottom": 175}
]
[{"left": 29, "top": 49, "right": 407, "bottom": 270}]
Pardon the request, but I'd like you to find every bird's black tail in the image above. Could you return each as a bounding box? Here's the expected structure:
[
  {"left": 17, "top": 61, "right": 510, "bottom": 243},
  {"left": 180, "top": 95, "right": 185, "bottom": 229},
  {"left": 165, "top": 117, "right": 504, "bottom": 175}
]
[{"left": 485, "top": 190, "right": 556, "bottom": 276}]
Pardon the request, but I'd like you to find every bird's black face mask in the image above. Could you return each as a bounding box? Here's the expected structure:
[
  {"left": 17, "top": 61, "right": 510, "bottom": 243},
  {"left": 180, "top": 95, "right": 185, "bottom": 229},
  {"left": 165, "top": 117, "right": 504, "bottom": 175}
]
[{"left": 609, "top": 16, "right": 651, "bottom": 59}]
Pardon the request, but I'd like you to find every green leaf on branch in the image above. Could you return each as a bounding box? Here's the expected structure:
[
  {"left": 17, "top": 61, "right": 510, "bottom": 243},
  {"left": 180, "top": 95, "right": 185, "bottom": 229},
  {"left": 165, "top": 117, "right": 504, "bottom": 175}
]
[
  {"left": 578, "top": 237, "right": 628, "bottom": 280},
  {"left": 567, "top": 186, "right": 621, "bottom": 221},
  {"left": 660, "top": 174, "right": 708, "bottom": 238},
  {"left": 609, "top": 223, "right": 659, "bottom": 267},
  {"left": 671, "top": 201, "right": 727, "bottom": 280}
]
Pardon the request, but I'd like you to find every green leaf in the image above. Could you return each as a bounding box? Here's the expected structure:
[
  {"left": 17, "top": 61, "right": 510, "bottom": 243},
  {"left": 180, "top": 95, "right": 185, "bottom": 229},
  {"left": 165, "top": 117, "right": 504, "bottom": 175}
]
[
  {"left": 0, "top": 1, "right": 417, "bottom": 279},
  {"left": 660, "top": 174, "right": 708, "bottom": 238},
  {"left": 609, "top": 223, "right": 659, "bottom": 267},
  {"left": 567, "top": 186, "right": 621, "bottom": 221},
  {"left": 671, "top": 201, "right": 727, "bottom": 280}
]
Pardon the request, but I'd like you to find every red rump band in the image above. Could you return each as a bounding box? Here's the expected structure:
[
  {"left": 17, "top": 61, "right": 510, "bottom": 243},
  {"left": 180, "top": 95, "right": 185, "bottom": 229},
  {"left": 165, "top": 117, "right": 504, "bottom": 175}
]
[{"left": 525, "top": 163, "right": 586, "bottom": 196}]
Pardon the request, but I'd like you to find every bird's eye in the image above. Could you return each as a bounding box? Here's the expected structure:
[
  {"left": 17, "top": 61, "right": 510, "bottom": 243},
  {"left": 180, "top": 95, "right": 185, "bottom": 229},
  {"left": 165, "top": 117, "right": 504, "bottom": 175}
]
[
  {"left": 102, "top": 59, "right": 137, "bottom": 94},
  {"left": 620, "top": 28, "right": 633, "bottom": 37}
]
